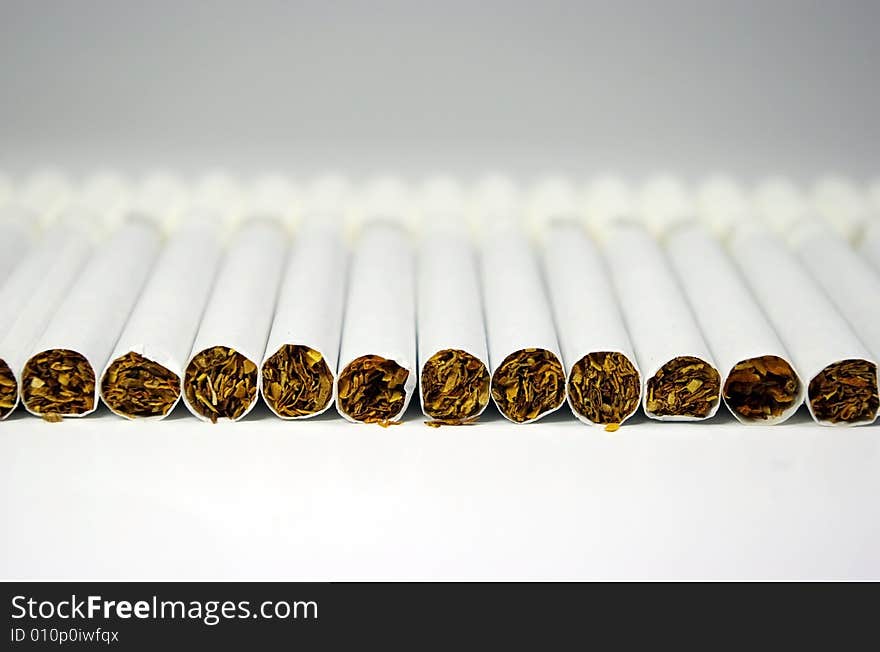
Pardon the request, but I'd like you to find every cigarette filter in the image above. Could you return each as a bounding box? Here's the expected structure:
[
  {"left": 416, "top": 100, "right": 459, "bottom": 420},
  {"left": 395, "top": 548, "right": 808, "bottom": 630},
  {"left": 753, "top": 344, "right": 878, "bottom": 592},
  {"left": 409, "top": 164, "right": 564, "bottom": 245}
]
[
  {"left": 183, "top": 218, "right": 287, "bottom": 422},
  {"left": 665, "top": 224, "right": 804, "bottom": 424},
  {"left": 21, "top": 218, "right": 161, "bottom": 420}
]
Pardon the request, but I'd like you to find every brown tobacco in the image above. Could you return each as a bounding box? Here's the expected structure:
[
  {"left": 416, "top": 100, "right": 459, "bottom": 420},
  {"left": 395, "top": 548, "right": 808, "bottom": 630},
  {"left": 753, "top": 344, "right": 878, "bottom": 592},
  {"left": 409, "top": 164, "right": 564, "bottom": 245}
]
[
  {"left": 337, "top": 354, "right": 410, "bottom": 423},
  {"left": 420, "top": 348, "right": 490, "bottom": 423},
  {"left": 262, "top": 344, "right": 334, "bottom": 418},
  {"left": 0, "top": 359, "right": 16, "bottom": 418},
  {"left": 808, "top": 359, "right": 879, "bottom": 424},
  {"left": 101, "top": 351, "right": 181, "bottom": 418},
  {"left": 184, "top": 346, "right": 259, "bottom": 422},
  {"left": 568, "top": 351, "right": 640, "bottom": 426},
  {"left": 645, "top": 355, "right": 720, "bottom": 418},
  {"left": 21, "top": 349, "right": 96, "bottom": 417},
  {"left": 491, "top": 348, "right": 565, "bottom": 423},
  {"left": 723, "top": 355, "right": 800, "bottom": 421}
]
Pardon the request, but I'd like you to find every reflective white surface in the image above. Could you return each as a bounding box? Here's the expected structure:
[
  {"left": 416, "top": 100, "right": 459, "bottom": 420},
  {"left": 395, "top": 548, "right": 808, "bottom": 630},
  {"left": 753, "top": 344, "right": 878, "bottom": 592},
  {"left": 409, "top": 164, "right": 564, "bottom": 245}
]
[{"left": 3, "top": 402, "right": 878, "bottom": 580}]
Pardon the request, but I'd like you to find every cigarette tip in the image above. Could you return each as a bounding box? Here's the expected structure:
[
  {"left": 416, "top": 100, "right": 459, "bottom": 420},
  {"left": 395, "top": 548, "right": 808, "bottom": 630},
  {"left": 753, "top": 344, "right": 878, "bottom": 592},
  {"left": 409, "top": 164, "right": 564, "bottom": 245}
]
[
  {"left": 77, "top": 171, "right": 135, "bottom": 232},
  {"left": 16, "top": 168, "right": 75, "bottom": 229},
  {"left": 244, "top": 173, "right": 301, "bottom": 230},
  {"left": 752, "top": 177, "right": 809, "bottom": 233},
  {"left": 583, "top": 175, "right": 634, "bottom": 233},
  {"left": 417, "top": 176, "right": 468, "bottom": 234},
  {"left": 190, "top": 170, "right": 245, "bottom": 221},
  {"left": 811, "top": 175, "right": 870, "bottom": 241},
  {"left": 696, "top": 175, "right": 750, "bottom": 238},
  {"left": 637, "top": 174, "right": 696, "bottom": 236},
  {"left": 349, "top": 175, "right": 414, "bottom": 234},
  {"left": 527, "top": 175, "right": 580, "bottom": 225},
  {"left": 472, "top": 174, "right": 522, "bottom": 234},
  {"left": 129, "top": 172, "right": 190, "bottom": 234}
]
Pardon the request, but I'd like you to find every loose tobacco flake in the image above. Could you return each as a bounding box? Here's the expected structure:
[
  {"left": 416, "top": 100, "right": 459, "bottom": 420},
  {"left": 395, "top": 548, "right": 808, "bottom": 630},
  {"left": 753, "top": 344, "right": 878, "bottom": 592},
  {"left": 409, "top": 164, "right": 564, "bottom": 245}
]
[
  {"left": 184, "top": 346, "right": 259, "bottom": 423},
  {"left": 101, "top": 351, "right": 181, "bottom": 418},
  {"left": 21, "top": 349, "right": 96, "bottom": 417},
  {"left": 262, "top": 344, "right": 334, "bottom": 418},
  {"left": 337, "top": 354, "right": 409, "bottom": 423},
  {"left": 568, "top": 351, "right": 640, "bottom": 426},
  {"left": 491, "top": 348, "right": 565, "bottom": 423},
  {"left": 808, "top": 359, "right": 879, "bottom": 424},
  {"left": 645, "top": 355, "right": 720, "bottom": 418},
  {"left": 420, "top": 348, "right": 490, "bottom": 423},
  {"left": 0, "top": 359, "right": 17, "bottom": 418},
  {"left": 723, "top": 355, "right": 800, "bottom": 421}
]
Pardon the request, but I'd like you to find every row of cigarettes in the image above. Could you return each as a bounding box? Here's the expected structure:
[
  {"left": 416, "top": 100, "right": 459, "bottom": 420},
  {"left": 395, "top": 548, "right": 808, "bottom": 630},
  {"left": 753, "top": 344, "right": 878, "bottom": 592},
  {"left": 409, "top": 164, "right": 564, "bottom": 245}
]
[{"left": 1, "top": 171, "right": 879, "bottom": 428}]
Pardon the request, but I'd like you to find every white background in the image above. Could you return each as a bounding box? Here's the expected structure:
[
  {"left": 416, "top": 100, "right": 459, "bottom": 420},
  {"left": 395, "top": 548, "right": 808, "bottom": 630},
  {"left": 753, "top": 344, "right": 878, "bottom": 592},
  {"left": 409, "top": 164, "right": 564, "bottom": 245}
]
[
  {"left": 3, "top": 403, "right": 878, "bottom": 580},
  {"left": 2, "top": 1, "right": 879, "bottom": 580}
]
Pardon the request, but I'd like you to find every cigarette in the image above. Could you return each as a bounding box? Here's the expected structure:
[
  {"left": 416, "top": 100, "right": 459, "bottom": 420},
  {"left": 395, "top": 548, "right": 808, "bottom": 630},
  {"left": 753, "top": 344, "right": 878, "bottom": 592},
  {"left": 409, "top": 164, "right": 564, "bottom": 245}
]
[
  {"left": 183, "top": 218, "right": 287, "bottom": 422},
  {"left": 100, "top": 211, "right": 221, "bottom": 419},
  {"left": 787, "top": 219, "right": 880, "bottom": 365},
  {"left": 861, "top": 219, "right": 880, "bottom": 274},
  {"left": 0, "top": 219, "right": 33, "bottom": 283},
  {"left": 261, "top": 181, "right": 347, "bottom": 420},
  {"left": 416, "top": 179, "right": 490, "bottom": 426},
  {"left": 477, "top": 177, "right": 566, "bottom": 423},
  {"left": 727, "top": 223, "right": 878, "bottom": 426},
  {"left": 21, "top": 217, "right": 161, "bottom": 420},
  {"left": 0, "top": 224, "right": 93, "bottom": 420},
  {"left": 532, "top": 179, "right": 641, "bottom": 428},
  {"left": 600, "top": 222, "right": 721, "bottom": 421},
  {"left": 336, "top": 179, "right": 416, "bottom": 425},
  {"left": 664, "top": 223, "right": 804, "bottom": 424}
]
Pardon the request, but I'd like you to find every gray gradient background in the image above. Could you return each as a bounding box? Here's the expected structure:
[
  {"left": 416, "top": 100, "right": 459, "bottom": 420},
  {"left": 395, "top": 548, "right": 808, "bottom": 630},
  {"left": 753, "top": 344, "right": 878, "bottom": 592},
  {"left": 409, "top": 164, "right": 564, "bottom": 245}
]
[{"left": 1, "top": 0, "right": 878, "bottom": 180}]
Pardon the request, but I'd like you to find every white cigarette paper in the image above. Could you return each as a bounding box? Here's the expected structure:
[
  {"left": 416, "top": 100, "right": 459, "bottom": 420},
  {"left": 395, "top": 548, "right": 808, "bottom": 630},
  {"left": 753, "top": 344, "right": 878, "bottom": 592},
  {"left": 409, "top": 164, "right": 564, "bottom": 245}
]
[
  {"left": 0, "top": 226, "right": 92, "bottom": 420},
  {"left": 541, "top": 222, "right": 641, "bottom": 428},
  {"left": 0, "top": 218, "right": 33, "bottom": 282},
  {"left": 727, "top": 225, "right": 878, "bottom": 426},
  {"left": 480, "top": 228, "right": 566, "bottom": 424},
  {"left": 336, "top": 223, "right": 416, "bottom": 424},
  {"left": 665, "top": 224, "right": 804, "bottom": 424},
  {"left": 417, "top": 228, "right": 490, "bottom": 424},
  {"left": 100, "top": 221, "right": 223, "bottom": 419},
  {"left": 261, "top": 222, "right": 347, "bottom": 419},
  {"left": 21, "top": 219, "right": 161, "bottom": 419},
  {"left": 788, "top": 220, "right": 880, "bottom": 364},
  {"left": 603, "top": 223, "right": 721, "bottom": 421},
  {"left": 860, "top": 220, "right": 880, "bottom": 274},
  {"left": 183, "top": 219, "right": 287, "bottom": 423}
]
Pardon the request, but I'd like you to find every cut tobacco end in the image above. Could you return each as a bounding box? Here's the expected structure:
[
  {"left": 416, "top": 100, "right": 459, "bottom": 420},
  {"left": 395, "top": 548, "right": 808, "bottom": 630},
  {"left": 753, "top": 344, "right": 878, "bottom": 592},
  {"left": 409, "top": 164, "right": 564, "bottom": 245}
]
[
  {"left": 0, "top": 359, "right": 17, "bottom": 418},
  {"left": 808, "top": 359, "right": 879, "bottom": 424},
  {"left": 645, "top": 356, "right": 721, "bottom": 418},
  {"left": 101, "top": 351, "right": 181, "bottom": 419},
  {"left": 183, "top": 346, "right": 259, "bottom": 423},
  {"left": 337, "top": 354, "right": 410, "bottom": 424},
  {"left": 420, "top": 348, "right": 490, "bottom": 423},
  {"left": 491, "top": 348, "right": 566, "bottom": 423},
  {"left": 21, "top": 349, "right": 96, "bottom": 417},
  {"left": 723, "top": 355, "right": 800, "bottom": 421},
  {"left": 567, "top": 351, "right": 641, "bottom": 426},
  {"left": 261, "top": 344, "right": 334, "bottom": 418}
]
